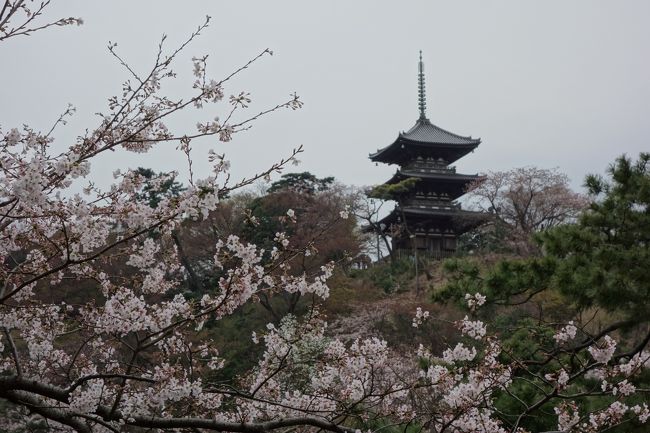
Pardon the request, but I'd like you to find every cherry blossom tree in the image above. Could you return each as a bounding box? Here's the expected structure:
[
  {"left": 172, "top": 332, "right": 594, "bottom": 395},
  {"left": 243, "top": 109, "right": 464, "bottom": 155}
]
[
  {"left": 410, "top": 302, "right": 650, "bottom": 433},
  {"left": 0, "top": 3, "right": 648, "bottom": 433},
  {"left": 0, "top": 0, "right": 82, "bottom": 41}
]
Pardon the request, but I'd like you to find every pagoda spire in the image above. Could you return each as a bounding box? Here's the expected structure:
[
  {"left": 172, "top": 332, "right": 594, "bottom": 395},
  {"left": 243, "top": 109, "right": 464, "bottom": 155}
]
[{"left": 418, "top": 50, "right": 427, "bottom": 121}]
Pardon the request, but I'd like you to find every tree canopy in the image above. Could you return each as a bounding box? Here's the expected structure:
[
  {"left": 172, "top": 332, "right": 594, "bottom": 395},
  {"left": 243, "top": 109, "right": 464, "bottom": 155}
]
[
  {"left": 441, "top": 153, "right": 650, "bottom": 319},
  {"left": 466, "top": 167, "right": 587, "bottom": 255},
  {"left": 434, "top": 153, "right": 650, "bottom": 432},
  {"left": 267, "top": 172, "right": 335, "bottom": 194},
  {"left": 134, "top": 167, "right": 185, "bottom": 208}
]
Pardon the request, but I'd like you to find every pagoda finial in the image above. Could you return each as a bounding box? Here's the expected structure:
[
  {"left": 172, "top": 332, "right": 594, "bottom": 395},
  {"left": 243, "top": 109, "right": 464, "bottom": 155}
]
[{"left": 418, "top": 50, "right": 427, "bottom": 121}]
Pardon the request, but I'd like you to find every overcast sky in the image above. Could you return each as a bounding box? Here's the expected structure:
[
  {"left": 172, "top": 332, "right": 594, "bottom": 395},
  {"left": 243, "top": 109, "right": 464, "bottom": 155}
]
[{"left": 2, "top": 1, "right": 649, "bottom": 192}]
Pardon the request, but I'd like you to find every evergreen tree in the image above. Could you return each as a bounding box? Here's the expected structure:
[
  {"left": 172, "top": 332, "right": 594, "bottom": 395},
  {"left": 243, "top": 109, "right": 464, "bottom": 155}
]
[
  {"left": 435, "top": 153, "right": 650, "bottom": 432},
  {"left": 439, "top": 153, "right": 650, "bottom": 321},
  {"left": 267, "top": 172, "right": 334, "bottom": 194}
]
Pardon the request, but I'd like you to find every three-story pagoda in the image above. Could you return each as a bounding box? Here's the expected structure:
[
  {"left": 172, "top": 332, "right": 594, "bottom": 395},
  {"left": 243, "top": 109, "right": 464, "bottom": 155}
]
[{"left": 370, "top": 52, "right": 485, "bottom": 257}]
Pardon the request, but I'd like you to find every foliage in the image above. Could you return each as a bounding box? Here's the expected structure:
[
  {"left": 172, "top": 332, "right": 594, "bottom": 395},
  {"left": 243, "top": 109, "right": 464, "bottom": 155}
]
[
  {"left": 244, "top": 176, "right": 356, "bottom": 260},
  {"left": 355, "top": 257, "right": 415, "bottom": 294},
  {"left": 241, "top": 184, "right": 359, "bottom": 318},
  {"left": 466, "top": 166, "right": 587, "bottom": 255},
  {"left": 130, "top": 191, "right": 259, "bottom": 296},
  {"left": 134, "top": 168, "right": 185, "bottom": 208},
  {"left": 455, "top": 222, "right": 511, "bottom": 255},
  {"left": 542, "top": 153, "right": 650, "bottom": 316},
  {"left": 267, "top": 171, "right": 335, "bottom": 194},
  {"left": 367, "top": 177, "right": 420, "bottom": 201},
  {"left": 433, "top": 153, "right": 650, "bottom": 431},
  {"left": 441, "top": 153, "right": 650, "bottom": 319}
]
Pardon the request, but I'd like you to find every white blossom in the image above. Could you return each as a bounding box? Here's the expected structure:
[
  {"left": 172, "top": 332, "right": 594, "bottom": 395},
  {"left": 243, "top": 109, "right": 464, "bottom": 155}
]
[
  {"left": 465, "top": 292, "right": 486, "bottom": 311},
  {"left": 588, "top": 335, "right": 617, "bottom": 364},
  {"left": 412, "top": 307, "right": 430, "bottom": 328},
  {"left": 554, "top": 321, "right": 578, "bottom": 343}
]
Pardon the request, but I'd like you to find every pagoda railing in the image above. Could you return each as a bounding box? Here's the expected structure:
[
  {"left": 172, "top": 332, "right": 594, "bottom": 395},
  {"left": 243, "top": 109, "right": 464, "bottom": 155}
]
[
  {"left": 402, "top": 156, "right": 456, "bottom": 173},
  {"left": 403, "top": 198, "right": 461, "bottom": 211},
  {"left": 403, "top": 165, "right": 457, "bottom": 174},
  {"left": 403, "top": 157, "right": 456, "bottom": 174}
]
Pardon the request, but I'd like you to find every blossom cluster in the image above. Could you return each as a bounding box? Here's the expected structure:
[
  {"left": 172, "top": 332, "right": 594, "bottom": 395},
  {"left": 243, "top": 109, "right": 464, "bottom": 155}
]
[
  {"left": 457, "top": 315, "right": 487, "bottom": 340},
  {"left": 553, "top": 320, "right": 578, "bottom": 343},
  {"left": 588, "top": 335, "right": 617, "bottom": 364},
  {"left": 464, "top": 292, "right": 486, "bottom": 311},
  {"left": 412, "top": 307, "right": 430, "bottom": 328}
]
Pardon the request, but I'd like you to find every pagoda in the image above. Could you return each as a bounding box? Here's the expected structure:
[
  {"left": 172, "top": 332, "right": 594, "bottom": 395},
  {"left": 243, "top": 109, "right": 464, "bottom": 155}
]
[{"left": 369, "top": 52, "right": 485, "bottom": 257}]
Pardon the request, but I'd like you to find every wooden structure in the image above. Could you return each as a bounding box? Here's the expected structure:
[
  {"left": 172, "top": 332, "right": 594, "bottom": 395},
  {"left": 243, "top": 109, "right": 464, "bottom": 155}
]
[{"left": 369, "top": 52, "right": 485, "bottom": 257}]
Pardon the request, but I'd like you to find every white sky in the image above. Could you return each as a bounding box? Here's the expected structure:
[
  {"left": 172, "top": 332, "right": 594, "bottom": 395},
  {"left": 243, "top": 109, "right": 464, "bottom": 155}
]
[{"left": 2, "top": 1, "right": 649, "bottom": 192}]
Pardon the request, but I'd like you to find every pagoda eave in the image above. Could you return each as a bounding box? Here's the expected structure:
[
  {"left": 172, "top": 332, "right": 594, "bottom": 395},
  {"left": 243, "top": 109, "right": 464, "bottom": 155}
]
[
  {"left": 369, "top": 136, "right": 480, "bottom": 165},
  {"left": 375, "top": 207, "right": 489, "bottom": 233},
  {"left": 385, "top": 170, "right": 483, "bottom": 185}
]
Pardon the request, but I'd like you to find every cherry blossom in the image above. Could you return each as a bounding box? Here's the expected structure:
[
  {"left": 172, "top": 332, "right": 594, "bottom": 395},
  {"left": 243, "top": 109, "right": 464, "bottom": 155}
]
[
  {"left": 464, "top": 292, "right": 486, "bottom": 311},
  {"left": 588, "top": 335, "right": 617, "bottom": 364},
  {"left": 412, "top": 306, "right": 430, "bottom": 328},
  {"left": 1, "top": 5, "right": 649, "bottom": 433},
  {"left": 553, "top": 320, "right": 578, "bottom": 343},
  {"left": 457, "top": 315, "right": 487, "bottom": 340}
]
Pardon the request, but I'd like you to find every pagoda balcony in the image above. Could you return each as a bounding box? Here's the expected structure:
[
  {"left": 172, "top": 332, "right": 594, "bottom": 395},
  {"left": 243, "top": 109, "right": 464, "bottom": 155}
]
[
  {"left": 403, "top": 158, "right": 456, "bottom": 174},
  {"left": 411, "top": 191, "right": 454, "bottom": 201},
  {"left": 403, "top": 198, "right": 461, "bottom": 211}
]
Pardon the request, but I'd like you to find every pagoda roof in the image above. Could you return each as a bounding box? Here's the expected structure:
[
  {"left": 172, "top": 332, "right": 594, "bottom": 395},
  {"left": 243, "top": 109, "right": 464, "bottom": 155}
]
[
  {"left": 399, "top": 206, "right": 485, "bottom": 218},
  {"left": 386, "top": 169, "right": 483, "bottom": 185},
  {"left": 373, "top": 206, "right": 488, "bottom": 233},
  {"left": 402, "top": 118, "right": 480, "bottom": 145},
  {"left": 386, "top": 206, "right": 486, "bottom": 221},
  {"left": 369, "top": 119, "right": 481, "bottom": 164}
]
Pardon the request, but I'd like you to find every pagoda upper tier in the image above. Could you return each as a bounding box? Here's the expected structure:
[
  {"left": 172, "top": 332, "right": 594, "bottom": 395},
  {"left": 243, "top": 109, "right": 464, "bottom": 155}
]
[{"left": 369, "top": 117, "right": 480, "bottom": 166}]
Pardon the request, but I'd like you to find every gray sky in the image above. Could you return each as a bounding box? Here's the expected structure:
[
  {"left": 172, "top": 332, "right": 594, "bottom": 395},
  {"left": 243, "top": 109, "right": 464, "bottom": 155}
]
[{"left": 2, "top": 1, "right": 649, "bottom": 192}]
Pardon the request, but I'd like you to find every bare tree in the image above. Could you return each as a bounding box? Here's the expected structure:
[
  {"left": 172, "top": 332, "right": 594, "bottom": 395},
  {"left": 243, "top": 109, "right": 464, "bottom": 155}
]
[
  {"left": 0, "top": 0, "right": 82, "bottom": 41},
  {"left": 351, "top": 189, "right": 393, "bottom": 260},
  {"left": 466, "top": 167, "right": 588, "bottom": 255}
]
